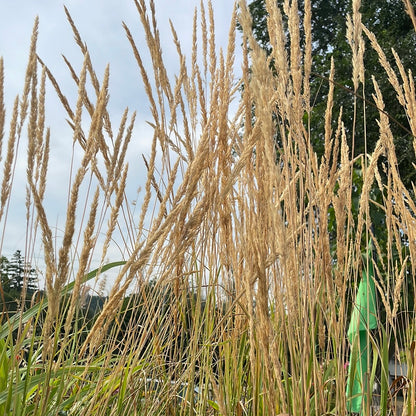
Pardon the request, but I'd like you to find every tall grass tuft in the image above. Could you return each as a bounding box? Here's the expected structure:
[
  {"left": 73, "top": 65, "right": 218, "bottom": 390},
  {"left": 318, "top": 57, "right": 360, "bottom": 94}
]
[{"left": 0, "top": 0, "right": 416, "bottom": 414}]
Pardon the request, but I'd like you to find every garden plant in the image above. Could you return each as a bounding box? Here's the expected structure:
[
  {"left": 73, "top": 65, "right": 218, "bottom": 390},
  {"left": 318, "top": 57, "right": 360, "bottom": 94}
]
[{"left": 0, "top": 0, "right": 416, "bottom": 414}]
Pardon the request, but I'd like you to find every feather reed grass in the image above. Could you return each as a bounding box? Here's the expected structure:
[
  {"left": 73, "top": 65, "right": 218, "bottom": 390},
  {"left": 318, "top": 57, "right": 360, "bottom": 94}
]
[{"left": 0, "top": 0, "right": 416, "bottom": 415}]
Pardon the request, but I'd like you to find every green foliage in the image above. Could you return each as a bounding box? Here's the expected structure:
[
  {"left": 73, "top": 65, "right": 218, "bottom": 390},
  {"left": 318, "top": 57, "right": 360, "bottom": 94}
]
[
  {"left": 4, "top": 251, "right": 38, "bottom": 293},
  {"left": 1, "top": 0, "right": 415, "bottom": 413},
  {"left": 0, "top": 251, "right": 38, "bottom": 320},
  {"left": 242, "top": 0, "right": 416, "bottom": 315},
  {"left": 241, "top": 0, "right": 416, "bottom": 186},
  {"left": 0, "top": 261, "right": 124, "bottom": 415},
  {"left": 241, "top": 1, "right": 385, "bottom": 242}
]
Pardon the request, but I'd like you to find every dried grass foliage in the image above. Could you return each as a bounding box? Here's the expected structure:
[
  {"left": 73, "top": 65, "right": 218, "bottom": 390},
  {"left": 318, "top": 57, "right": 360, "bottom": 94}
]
[{"left": 0, "top": 0, "right": 416, "bottom": 413}]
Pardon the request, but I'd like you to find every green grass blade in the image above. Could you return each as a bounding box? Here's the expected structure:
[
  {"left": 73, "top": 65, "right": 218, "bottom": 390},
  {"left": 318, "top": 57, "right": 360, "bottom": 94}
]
[{"left": 0, "top": 261, "right": 125, "bottom": 340}]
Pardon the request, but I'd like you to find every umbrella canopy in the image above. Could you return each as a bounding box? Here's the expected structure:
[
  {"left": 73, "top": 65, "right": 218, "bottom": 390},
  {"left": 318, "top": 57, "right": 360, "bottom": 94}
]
[{"left": 346, "top": 247, "right": 378, "bottom": 414}]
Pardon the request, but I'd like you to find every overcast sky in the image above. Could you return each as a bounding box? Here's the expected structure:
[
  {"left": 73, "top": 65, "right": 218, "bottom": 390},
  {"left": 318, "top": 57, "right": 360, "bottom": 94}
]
[{"left": 0, "top": 1, "right": 241, "bottom": 288}]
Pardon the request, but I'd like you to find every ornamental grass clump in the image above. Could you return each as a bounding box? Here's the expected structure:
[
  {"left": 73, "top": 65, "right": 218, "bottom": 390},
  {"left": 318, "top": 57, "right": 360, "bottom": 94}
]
[{"left": 0, "top": 0, "right": 416, "bottom": 414}]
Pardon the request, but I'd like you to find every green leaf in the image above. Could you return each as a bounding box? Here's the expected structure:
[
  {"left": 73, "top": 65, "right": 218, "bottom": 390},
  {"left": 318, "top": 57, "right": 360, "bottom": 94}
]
[
  {"left": 207, "top": 399, "right": 219, "bottom": 411},
  {"left": 0, "top": 364, "right": 105, "bottom": 405},
  {"left": 0, "top": 261, "right": 125, "bottom": 340}
]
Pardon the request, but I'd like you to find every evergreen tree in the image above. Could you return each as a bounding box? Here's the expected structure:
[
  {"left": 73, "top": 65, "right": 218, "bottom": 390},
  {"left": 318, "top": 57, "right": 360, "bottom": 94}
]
[
  {"left": 0, "top": 250, "right": 38, "bottom": 313},
  {"left": 0, "top": 256, "right": 11, "bottom": 293},
  {"left": 6, "top": 250, "right": 38, "bottom": 293}
]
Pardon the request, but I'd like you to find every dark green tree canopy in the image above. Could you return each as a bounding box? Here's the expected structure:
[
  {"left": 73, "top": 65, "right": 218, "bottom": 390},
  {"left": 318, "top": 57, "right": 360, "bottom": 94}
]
[
  {"left": 239, "top": 0, "right": 416, "bottom": 315},
  {"left": 240, "top": 0, "right": 416, "bottom": 187}
]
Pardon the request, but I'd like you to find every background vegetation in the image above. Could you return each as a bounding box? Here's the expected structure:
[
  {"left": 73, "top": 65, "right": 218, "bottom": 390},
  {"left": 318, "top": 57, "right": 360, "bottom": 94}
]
[{"left": 0, "top": 0, "right": 416, "bottom": 414}]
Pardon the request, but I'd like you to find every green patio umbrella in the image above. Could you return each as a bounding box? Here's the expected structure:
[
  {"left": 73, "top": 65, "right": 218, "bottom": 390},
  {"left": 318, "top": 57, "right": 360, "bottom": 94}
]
[{"left": 346, "top": 246, "right": 378, "bottom": 414}]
